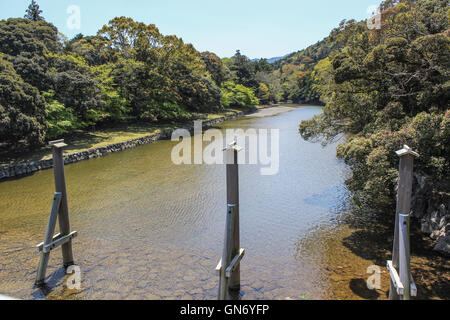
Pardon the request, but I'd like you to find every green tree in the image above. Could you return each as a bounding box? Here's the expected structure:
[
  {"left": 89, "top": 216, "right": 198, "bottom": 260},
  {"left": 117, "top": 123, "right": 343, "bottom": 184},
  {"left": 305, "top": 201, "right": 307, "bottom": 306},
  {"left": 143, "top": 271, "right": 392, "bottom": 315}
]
[
  {"left": 43, "top": 90, "right": 82, "bottom": 139},
  {"left": 201, "top": 51, "right": 230, "bottom": 86},
  {"left": 0, "top": 14, "right": 263, "bottom": 150},
  {"left": 0, "top": 18, "right": 59, "bottom": 91},
  {"left": 256, "top": 82, "right": 270, "bottom": 104},
  {"left": 67, "top": 35, "right": 116, "bottom": 66},
  {"left": 0, "top": 56, "right": 47, "bottom": 148},
  {"left": 299, "top": 0, "right": 450, "bottom": 213},
  {"left": 46, "top": 52, "right": 104, "bottom": 124},
  {"left": 24, "top": 0, "right": 44, "bottom": 21},
  {"left": 98, "top": 17, "right": 162, "bottom": 62},
  {"left": 229, "top": 50, "right": 259, "bottom": 89},
  {"left": 254, "top": 58, "right": 274, "bottom": 73},
  {"left": 100, "top": 17, "right": 223, "bottom": 120},
  {"left": 221, "top": 81, "right": 259, "bottom": 108}
]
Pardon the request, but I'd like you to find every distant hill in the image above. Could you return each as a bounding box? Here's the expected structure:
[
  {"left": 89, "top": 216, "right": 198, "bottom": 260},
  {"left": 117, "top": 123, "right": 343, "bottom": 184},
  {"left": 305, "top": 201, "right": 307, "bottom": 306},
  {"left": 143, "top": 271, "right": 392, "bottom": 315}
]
[
  {"left": 267, "top": 56, "right": 286, "bottom": 63},
  {"left": 251, "top": 55, "right": 289, "bottom": 64}
]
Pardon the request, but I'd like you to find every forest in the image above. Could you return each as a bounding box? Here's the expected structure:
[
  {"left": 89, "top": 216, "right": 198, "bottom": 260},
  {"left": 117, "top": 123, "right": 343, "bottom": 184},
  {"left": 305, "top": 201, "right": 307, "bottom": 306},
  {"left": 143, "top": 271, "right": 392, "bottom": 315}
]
[
  {"left": 297, "top": 0, "right": 449, "bottom": 216},
  {"left": 0, "top": 1, "right": 278, "bottom": 151}
]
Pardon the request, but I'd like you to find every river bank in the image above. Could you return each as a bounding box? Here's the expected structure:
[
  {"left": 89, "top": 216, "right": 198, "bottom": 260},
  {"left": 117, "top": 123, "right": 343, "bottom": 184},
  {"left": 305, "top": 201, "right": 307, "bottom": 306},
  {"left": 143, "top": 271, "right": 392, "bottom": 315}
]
[
  {"left": 0, "top": 105, "right": 301, "bottom": 181},
  {"left": 298, "top": 210, "right": 450, "bottom": 300},
  {"left": 246, "top": 106, "right": 296, "bottom": 118},
  {"left": 0, "top": 107, "right": 253, "bottom": 180}
]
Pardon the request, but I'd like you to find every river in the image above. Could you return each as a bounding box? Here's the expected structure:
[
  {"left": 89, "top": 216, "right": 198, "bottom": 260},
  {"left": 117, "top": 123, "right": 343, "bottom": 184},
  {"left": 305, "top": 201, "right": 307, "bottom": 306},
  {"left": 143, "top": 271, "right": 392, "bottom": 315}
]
[{"left": 0, "top": 105, "right": 385, "bottom": 300}]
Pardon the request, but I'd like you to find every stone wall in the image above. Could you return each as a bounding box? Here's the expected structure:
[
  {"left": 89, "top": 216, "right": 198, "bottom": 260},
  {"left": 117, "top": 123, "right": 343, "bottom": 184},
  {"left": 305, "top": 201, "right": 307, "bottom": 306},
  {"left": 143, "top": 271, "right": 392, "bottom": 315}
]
[
  {"left": 411, "top": 174, "right": 450, "bottom": 256},
  {"left": 0, "top": 111, "right": 248, "bottom": 181}
]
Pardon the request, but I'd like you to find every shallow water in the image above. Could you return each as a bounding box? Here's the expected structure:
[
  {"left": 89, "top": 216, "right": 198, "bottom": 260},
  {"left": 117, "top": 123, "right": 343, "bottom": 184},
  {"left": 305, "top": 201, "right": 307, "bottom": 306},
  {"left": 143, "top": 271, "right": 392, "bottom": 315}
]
[{"left": 0, "top": 106, "right": 356, "bottom": 300}]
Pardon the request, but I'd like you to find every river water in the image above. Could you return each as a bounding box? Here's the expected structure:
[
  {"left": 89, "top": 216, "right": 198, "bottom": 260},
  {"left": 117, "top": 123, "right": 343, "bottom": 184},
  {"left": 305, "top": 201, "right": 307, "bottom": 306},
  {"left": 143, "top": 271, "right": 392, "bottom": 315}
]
[{"left": 0, "top": 106, "right": 362, "bottom": 300}]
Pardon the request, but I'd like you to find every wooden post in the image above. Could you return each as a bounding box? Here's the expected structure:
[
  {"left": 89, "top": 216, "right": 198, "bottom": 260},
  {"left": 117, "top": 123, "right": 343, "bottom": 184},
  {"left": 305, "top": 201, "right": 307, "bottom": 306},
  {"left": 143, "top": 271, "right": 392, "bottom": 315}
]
[
  {"left": 51, "top": 140, "right": 75, "bottom": 267},
  {"left": 399, "top": 214, "right": 411, "bottom": 300},
  {"left": 35, "top": 140, "right": 77, "bottom": 286},
  {"left": 217, "top": 141, "right": 245, "bottom": 300},
  {"left": 35, "top": 193, "right": 62, "bottom": 285},
  {"left": 226, "top": 142, "right": 240, "bottom": 292},
  {"left": 388, "top": 145, "right": 418, "bottom": 300},
  {"left": 218, "top": 204, "right": 237, "bottom": 300}
]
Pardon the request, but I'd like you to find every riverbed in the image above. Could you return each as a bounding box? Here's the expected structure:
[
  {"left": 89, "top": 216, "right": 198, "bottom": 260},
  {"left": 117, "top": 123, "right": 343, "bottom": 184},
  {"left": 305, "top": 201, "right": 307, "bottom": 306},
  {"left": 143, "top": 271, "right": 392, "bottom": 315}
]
[{"left": 1, "top": 105, "right": 446, "bottom": 300}]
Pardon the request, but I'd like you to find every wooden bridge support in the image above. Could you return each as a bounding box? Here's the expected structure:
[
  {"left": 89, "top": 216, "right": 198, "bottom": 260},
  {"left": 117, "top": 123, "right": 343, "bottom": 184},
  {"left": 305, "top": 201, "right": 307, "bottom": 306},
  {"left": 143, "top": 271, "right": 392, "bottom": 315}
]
[
  {"left": 217, "top": 142, "right": 245, "bottom": 300},
  {"left": 35, "top": 140, "right": 77, "bottom": 286},
  {"left": 388, "top": 145, "right": 419, "bottom": 300}
]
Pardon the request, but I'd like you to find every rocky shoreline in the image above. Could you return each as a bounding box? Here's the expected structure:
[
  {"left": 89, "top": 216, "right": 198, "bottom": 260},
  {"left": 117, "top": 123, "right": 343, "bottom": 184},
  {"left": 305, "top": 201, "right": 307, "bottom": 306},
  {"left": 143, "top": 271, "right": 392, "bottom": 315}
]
[
  {"left": 411, "top": 174, "right": 450, "bottom": 256},
  {"left": 0, "top": 110, "right": 250, "bottom": 181}
]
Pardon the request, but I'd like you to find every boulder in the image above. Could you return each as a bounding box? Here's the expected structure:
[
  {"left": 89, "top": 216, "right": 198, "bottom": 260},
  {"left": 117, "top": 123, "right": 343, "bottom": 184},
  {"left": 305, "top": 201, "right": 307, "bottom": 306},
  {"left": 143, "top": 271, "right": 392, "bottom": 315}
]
[
  {"left": 433, "top": 235, "right": 450, "bottom": 256},
  {"left": 412, "top": 173, "right": 450, "bottom": 255}
]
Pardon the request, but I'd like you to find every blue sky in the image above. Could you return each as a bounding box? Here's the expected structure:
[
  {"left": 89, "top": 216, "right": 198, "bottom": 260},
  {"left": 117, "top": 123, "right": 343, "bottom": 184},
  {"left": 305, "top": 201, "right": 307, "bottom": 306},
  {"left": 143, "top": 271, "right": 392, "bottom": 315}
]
[{"left": 0, "top": 0, "right": 382, "bottom": 59}]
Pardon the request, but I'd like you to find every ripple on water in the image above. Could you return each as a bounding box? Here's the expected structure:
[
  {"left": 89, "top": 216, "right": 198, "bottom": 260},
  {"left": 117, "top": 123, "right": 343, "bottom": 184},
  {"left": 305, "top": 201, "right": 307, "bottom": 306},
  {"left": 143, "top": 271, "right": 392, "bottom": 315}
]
[{"left": 0, "top": 106, "right": 360, "bottom": 300}]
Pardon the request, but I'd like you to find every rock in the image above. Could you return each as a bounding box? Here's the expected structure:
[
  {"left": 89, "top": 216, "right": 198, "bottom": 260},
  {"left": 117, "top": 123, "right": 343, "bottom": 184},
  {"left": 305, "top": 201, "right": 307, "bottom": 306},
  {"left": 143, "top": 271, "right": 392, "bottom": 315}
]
[
  {"left": 439, "top": 204, "right": 446, "bottom": 216},
  {"left": 412, "top": 173, "right": 450, "bottom": 251},
  {"left": 431, "top": 230, "right": 440, "bottom": 240},
  {"left": 439, "top": 216, "right": 446, "bottom": 229},
  {"left": 430, "top": 211, "right": 440, "bottom": 228},
  {"left": 433, "top": 235, "right": 450, "bottom": 256},
  {"left": 421, "top": 220, "right": 431, "bottom": 234}
]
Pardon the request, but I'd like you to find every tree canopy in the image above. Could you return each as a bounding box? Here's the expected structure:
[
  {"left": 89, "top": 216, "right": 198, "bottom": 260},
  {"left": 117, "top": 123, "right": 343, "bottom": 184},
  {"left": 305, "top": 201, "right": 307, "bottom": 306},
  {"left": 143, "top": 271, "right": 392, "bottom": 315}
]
[
  {"left": 0, "top": 55, "right": 47, "bottom": 148},
  {"left": 298, "top": 0, "right": 449, "bottom": 213},
  {"left": 24, "top": 0, "right": 44, "bottom": 21},
  {"left": 0, "top": 11, "right": 261, "bottom": 149}
]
